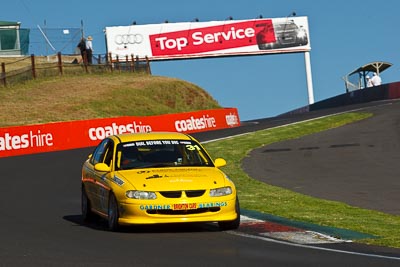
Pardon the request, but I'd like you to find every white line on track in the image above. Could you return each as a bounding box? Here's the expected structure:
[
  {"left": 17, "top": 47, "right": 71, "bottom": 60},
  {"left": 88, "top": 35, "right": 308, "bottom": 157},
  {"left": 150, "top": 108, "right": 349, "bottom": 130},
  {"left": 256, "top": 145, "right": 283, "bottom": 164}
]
[
  {"left": 228, "top": 231, "right": 400, "bottom": 261},
  {"left": 202, "top": 101, "right": 396, "bottom": 144}
]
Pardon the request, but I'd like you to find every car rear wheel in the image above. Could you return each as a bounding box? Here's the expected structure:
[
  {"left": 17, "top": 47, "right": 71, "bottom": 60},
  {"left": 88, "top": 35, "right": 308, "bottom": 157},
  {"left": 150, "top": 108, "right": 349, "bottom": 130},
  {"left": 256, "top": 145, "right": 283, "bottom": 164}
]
[
  {"left": 81, "top": 185, "right": 95, "bottom": 222},
  {"left": 218, "top": 197, "right": 241, "bottom": 231},
  {"left": 108, "top": 193, "right": 120, "bottom": 231}
]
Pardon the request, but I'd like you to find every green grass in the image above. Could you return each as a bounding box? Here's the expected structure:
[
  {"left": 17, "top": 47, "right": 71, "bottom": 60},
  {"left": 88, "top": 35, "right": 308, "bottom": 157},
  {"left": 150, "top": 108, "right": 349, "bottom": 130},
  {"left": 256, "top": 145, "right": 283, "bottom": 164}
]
[
  {"left": 203, "top": 112, "right": 400, "bottom": 248},
  {"left": 0, "top": 72, "right": 220, "bottom": 127}
]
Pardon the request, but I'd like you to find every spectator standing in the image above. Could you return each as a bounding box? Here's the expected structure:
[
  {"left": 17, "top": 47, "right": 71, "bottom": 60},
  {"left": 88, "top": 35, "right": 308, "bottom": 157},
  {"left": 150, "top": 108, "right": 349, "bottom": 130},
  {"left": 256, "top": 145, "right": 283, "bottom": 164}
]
[
  {"left": 366, "top": 75, "right": 373, "bottom": 87},
  {"left": 371, "top": 72, "right": 382, "bottom": 86},
  {"left": 77, "top": 37, "right": 86, "bottom": 63},
  {"left": 85, "top": 36, "right": 93, "bottom": 64}
]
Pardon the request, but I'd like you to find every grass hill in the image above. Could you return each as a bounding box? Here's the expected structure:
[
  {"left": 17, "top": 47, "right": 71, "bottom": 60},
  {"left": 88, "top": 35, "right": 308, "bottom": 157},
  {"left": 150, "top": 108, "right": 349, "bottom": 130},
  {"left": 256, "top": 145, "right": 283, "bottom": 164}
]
[{"left": 0, "top": 73, "right": 221, "bottom": 127}]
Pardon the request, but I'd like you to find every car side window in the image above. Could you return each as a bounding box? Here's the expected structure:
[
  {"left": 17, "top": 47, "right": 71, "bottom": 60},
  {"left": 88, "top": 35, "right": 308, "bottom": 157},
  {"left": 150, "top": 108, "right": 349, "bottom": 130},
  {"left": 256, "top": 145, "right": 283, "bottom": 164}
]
[{"left": 90, "top": 139, "right": 114, "bottom": 166}]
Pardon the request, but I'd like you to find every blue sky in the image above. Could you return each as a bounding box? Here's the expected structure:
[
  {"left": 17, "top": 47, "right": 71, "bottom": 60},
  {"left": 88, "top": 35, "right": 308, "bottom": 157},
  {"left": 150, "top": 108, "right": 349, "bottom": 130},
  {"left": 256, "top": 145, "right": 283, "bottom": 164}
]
[{"left": 3, "top": 0, "right": 398, "bottom": 121}]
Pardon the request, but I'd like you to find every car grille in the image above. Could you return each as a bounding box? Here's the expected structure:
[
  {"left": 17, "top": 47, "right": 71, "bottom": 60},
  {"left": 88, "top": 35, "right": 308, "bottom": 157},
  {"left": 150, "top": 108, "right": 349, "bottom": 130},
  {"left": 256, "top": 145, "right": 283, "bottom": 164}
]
[
  {"left": 159, "top": 190, "right": 206, "bottom": 198},
  {"left": 185, "top": 190, "right": 206, "bottom": 197},
  {"left": 159, "top": 191, "right": 182, "bottom": 198}
]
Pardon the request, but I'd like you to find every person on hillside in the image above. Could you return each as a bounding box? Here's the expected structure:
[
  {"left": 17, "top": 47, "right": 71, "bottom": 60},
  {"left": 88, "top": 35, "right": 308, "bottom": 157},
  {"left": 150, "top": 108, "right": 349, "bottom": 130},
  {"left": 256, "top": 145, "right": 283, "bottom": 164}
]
[
  {"left": 85, "top": 36, "right": 93, "bottom": 64},
  {"left": 77, "top": 37, "right": 86, "bottom": 63},
  {"left": 371, "top": 72, "right": 382, "bottom": 86}
]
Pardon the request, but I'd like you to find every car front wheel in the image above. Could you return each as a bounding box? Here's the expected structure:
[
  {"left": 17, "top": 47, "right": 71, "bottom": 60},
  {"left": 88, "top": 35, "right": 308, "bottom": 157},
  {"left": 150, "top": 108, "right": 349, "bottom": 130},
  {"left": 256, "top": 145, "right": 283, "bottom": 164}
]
[
  {"left": 81, "top": 185, "right": 95, "bottom": 222},
  {"left": 108, "top": 193, "right": 120, "bottom": 231},
  {"left": 218, "top": 197, "right": 241, "bottom": 231}
]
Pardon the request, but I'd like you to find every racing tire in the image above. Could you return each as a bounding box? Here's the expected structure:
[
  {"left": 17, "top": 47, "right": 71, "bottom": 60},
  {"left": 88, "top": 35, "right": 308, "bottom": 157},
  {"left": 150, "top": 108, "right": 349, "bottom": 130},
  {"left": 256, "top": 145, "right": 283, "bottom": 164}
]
[
  {"left": 81, "top": 185, "right": 95, "bottom": 222},
  {"left": 108, "top": 193, "right": 120, "bottom": 231},
  {"left": 218, "top": 197, "right": 241, "bottom": 231}
]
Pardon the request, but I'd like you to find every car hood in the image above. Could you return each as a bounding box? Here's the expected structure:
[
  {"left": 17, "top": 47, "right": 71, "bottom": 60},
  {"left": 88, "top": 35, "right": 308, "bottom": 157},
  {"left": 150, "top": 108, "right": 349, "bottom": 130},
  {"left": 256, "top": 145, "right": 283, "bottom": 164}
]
[{"left": 116, "top": 167, "right": 227, "bottom": 191}]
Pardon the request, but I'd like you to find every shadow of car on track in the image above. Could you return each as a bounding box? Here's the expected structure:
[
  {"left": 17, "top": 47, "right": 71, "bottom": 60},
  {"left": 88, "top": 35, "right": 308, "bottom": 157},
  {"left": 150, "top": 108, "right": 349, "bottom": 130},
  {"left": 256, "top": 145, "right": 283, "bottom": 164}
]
[{"left": 63, "top": 214, "right": 223, "bottom": 233}]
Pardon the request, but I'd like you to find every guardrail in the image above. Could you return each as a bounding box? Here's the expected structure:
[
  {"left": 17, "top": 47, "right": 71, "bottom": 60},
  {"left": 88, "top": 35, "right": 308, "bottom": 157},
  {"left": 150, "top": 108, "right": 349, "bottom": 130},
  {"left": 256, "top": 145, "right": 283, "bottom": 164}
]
[{"left": 0, "top": 52, "right": 152, "bottom": 87}]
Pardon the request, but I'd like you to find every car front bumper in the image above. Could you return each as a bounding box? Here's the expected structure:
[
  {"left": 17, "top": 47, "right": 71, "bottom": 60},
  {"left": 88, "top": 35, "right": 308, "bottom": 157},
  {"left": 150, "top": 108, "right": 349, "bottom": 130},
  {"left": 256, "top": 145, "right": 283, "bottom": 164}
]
[{"left": 117, "top": 196, "right": 238, "bottom": 225}]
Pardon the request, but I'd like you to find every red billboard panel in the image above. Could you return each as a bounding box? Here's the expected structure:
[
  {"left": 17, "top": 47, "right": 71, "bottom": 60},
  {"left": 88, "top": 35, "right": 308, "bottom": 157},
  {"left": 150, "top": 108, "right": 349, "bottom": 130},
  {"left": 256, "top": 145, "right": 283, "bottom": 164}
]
[{"left": 149, "top": 20, "right": 276, "bottom": 56}]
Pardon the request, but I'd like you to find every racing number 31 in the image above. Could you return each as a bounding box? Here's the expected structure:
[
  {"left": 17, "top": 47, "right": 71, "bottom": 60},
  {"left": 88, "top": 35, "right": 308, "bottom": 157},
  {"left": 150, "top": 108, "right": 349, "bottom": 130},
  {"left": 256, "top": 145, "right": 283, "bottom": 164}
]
[{"left": 186, "top": 144, "right": 201, "bottom": 151}]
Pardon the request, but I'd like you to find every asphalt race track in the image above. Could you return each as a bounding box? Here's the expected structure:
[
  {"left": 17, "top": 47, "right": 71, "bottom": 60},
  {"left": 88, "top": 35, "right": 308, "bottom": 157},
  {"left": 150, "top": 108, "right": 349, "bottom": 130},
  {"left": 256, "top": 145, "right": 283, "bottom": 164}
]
[
  {"left": 1, "top": 100, "right": 400, "bottom": 266},
  {"left": 243, "top": 100, "right": 400, "bottom": 215}
]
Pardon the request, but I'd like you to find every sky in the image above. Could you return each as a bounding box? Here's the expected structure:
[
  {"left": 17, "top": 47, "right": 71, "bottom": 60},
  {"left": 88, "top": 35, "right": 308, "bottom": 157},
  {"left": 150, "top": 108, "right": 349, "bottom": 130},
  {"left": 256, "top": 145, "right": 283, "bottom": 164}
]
[{"left": 2, "top": 0, "right": 399, "bottom": 121}]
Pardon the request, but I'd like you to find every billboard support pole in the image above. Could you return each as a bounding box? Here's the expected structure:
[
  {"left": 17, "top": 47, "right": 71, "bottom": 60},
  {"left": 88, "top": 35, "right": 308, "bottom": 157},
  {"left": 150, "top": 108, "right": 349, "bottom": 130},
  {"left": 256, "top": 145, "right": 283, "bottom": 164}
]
[{"left": 304, "top": 51, "right": 315, "bottom": 104}]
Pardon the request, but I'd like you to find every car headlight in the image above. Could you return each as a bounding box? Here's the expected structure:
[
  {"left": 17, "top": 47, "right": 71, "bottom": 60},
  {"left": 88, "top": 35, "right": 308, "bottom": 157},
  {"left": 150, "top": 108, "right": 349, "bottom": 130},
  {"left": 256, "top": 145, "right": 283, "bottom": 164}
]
[
  {"left": 209, "top": 186, "right": 232, "bottom": 197},
  {"left": 126, "top": 190, "right": 157, "bottom": 199},
  {"left": 297, "top": 30, "right": 306, "bottom": 38}
]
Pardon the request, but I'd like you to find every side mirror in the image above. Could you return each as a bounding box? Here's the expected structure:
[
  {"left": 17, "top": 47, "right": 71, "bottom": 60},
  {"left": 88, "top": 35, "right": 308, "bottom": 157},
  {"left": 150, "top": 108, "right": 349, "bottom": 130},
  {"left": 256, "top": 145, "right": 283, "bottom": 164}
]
[
  {"left": 94, "top": 163, "right": 111, "bottom": 172},
  {"left": 214, "top": 158, "right": 226, "bottom": 168}
]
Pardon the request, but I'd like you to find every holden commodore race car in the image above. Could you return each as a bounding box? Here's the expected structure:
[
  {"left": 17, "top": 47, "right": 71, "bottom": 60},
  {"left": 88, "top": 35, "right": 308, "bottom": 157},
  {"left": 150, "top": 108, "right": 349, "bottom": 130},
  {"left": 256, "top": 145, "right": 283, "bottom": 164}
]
[{"left": 81, "top": 132, "right": 240, "bottom": 231}]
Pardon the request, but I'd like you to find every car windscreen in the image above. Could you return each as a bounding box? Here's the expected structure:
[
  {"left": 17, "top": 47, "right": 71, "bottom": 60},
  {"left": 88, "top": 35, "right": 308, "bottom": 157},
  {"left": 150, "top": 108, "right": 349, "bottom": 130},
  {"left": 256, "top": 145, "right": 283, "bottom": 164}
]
[{"left": 115, "top": 139, "right": 214, "bottom": 170}]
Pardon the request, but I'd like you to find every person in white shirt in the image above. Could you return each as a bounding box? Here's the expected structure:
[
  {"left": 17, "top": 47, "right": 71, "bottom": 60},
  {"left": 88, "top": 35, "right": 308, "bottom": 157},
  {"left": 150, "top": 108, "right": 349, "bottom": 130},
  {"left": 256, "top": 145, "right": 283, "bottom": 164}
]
[
  {"left": 371, "top": 72, "right": 382, "bottom": 86},
  {"left": 366, "top": 75, "right": 373, "bottom": 87},
  {"left": 85, "top": 36, "right": 93, "bottom": 64}
]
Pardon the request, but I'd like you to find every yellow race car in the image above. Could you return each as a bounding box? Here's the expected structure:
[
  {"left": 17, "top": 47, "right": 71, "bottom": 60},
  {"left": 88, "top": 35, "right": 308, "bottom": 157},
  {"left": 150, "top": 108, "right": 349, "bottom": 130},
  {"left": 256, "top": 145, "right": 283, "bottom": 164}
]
[{"left": 81, "top": 132, "right": 240, "bottom": 231}]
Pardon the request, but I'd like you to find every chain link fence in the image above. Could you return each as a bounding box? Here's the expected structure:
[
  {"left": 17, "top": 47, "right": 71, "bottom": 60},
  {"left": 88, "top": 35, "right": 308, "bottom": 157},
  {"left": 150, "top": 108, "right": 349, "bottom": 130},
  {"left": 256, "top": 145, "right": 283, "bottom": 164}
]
[
  {"left": 26, "top": 27, "right": 82, "bottom": 56},
  {"left": 0, "top": 26, "right": 152, "bottom": 87},
  {"left": 0, "top": 26, "right": 82, "bottom": 56}
]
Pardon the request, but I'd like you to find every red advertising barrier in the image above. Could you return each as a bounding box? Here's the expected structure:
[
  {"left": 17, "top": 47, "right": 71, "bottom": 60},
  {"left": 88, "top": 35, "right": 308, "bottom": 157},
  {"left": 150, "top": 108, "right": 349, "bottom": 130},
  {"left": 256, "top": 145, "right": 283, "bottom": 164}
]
[
  {"left": 0, "top": 108, "right": 240, "bottom": 158},
  {"left": 388, "top": 81, "right": 400, "bottom": 99}
]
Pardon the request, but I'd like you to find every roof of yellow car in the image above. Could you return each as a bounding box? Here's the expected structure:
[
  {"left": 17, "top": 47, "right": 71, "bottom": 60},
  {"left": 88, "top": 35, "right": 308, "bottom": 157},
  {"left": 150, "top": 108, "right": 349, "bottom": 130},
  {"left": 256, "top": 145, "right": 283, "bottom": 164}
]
[{"left": 113, "top": 132, "right": 193, "bottom": 142}]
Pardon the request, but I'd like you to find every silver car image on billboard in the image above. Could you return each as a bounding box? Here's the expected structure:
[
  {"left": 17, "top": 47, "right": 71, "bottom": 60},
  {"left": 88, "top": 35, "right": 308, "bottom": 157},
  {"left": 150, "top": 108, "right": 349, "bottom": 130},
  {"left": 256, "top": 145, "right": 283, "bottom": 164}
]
[{"left": 256, "top": 20, "right": 308, "bottom": 50}]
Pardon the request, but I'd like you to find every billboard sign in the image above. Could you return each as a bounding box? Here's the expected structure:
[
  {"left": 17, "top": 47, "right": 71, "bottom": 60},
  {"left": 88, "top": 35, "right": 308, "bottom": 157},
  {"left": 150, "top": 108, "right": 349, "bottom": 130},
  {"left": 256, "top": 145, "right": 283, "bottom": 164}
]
[{"left": 105, "top": 16, "right": 310, "bottom": 60}]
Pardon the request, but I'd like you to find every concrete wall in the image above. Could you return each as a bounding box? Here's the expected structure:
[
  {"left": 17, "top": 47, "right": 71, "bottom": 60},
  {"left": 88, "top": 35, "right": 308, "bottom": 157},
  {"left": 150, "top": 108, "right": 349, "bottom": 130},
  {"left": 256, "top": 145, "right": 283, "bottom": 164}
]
[{"left": 309, "top": 81, "right": 400, "bottom": 112}]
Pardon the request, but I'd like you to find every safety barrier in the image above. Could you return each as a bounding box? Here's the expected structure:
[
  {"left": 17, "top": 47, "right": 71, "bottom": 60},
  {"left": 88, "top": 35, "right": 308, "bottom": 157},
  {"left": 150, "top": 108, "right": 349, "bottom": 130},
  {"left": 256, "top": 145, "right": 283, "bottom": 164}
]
[
  {"left": 309, "top": 81, "right": 400, "bottom": 111},
  {"left": 0, "top": 108, "right": 240, "bottom": 158}
]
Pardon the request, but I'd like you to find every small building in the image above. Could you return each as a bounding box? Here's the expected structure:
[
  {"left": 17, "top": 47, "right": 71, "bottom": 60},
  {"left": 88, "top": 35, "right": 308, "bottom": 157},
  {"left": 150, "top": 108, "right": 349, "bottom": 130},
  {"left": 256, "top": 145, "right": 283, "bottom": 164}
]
[
  {"left": 0, "top": 21, "right": 29, "bottom": 56},
  {"left": 342, "top": 61, "right": 392, "bottom": 92}
]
